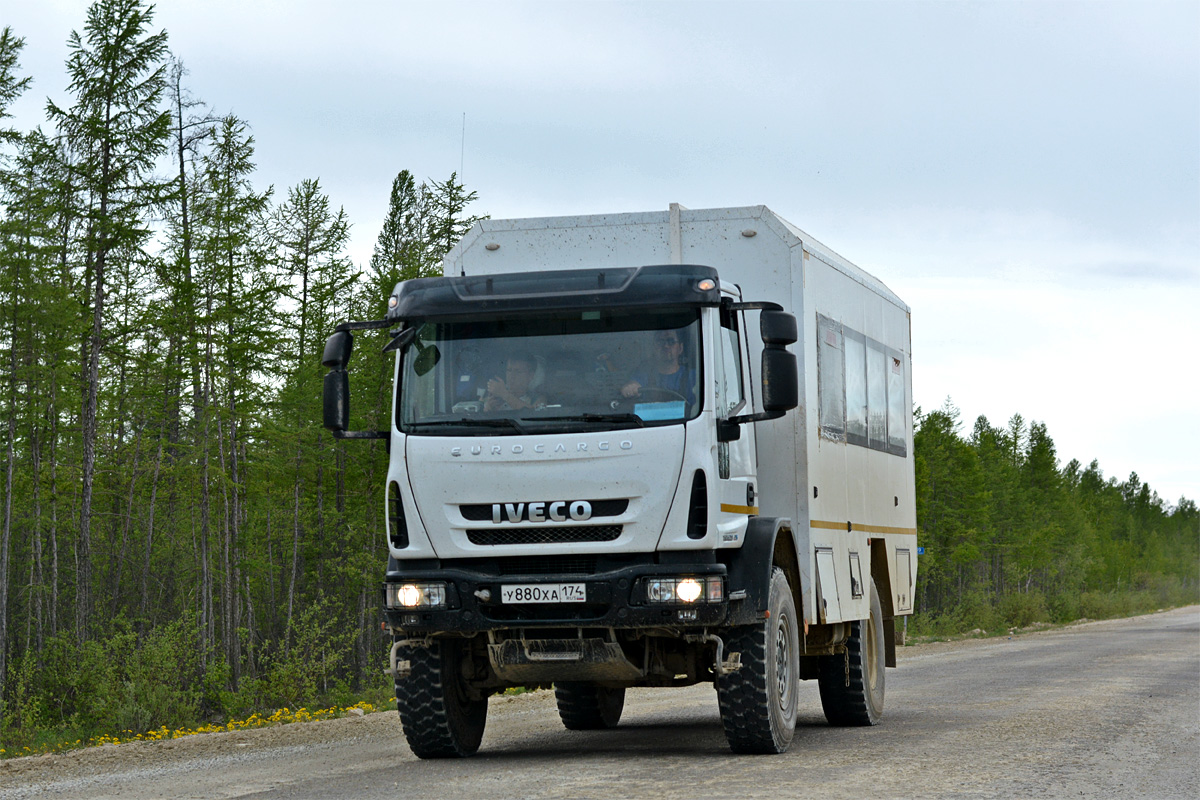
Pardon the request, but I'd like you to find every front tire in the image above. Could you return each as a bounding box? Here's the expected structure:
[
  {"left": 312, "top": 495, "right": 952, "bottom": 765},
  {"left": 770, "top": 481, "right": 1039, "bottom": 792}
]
[
  {"left": 554, "top": 683, "right": 625, "bottom": 730},
  {"left": 818, "top": 577, "right": 885, "bottom": 726},
  {"left": 716, "top": 567, "right": 800, "bottom": 754},
  {"left": 395, "top": 637, "right": 488, "bottom": 758}
]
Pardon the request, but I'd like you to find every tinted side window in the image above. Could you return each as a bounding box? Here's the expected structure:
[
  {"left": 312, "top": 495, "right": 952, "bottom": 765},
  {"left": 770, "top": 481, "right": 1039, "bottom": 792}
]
[
  {"left": 887, "top": 353, "right": 906, "bottom": 456},
  {"left": 817, "top": 314, "right": 845, "bottom": 441},
  {"left": 866, "top": 340, "right": 888, "bottom": 450},
  {"left": 844, "top": 330, "right": 868, "bottom": 446},
  {"left": 816, "top": 313, "right": 906, "bottom": 458}
]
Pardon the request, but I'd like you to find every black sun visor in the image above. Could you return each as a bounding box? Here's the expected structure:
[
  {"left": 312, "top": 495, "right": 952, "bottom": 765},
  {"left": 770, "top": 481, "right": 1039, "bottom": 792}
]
[{"left": 385, "top": 264, "right": 722, "bottom": 323}]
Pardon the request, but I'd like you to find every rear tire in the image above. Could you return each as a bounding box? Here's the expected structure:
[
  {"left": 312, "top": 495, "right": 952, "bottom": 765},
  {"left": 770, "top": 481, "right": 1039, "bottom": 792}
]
[
  {"left": 716, "top": 567, "right": 800, "bottom": 754},
  {"left": 818, "top": 577, "right": 885, "bottom": 726},
  {"left": 395, "top": 637, "right": 488, "bottom": 758},
  {"left": 554, "top": 683, "right": 625, "bottom": 730}
]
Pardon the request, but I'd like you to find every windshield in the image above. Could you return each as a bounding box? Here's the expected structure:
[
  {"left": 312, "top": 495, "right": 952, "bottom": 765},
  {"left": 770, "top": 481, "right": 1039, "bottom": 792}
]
[{"left": 397, "top": 309, "right": 703, "bottom": 435}]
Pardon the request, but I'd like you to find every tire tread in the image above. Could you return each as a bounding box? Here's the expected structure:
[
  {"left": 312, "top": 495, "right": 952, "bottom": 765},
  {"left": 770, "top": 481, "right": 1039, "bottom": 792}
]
[
  {"left": 395, "top": 639, "right": 487, "bottom": 758},
  {"left": 818, "top": 578, "right": 884, "bottom": 726},
  {"left": 554, "top": 683, "right": 624, "bottom": 730},
  {"left": 716, "top": 567, "right": 798, "bottom": 754}
]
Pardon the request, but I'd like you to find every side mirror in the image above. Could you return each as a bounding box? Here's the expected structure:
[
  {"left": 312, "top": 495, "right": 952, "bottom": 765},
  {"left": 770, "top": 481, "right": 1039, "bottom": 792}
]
[
  {"left": 761, "top": 347, "right": 798, "bottom": 412},
  {"left": 322, "top": 330, "right": 354, "bottom": 368},
  {"left": 323, "top": 369, "right": 349, "bottom": 432},
  {"left": 760, "top": 310, "right": 797, "bottom": 346},
  {"left": 413, "top": 342, "right": 441, "bottom": 376},
  {"left": 318, "top": 321, "right": 389, "bottom": 441}
]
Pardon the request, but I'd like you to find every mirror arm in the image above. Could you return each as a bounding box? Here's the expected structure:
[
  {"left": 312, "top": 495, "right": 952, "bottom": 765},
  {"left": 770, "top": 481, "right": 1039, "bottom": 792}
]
[
  {"left": 718, "top": 410, "right": 786, "bottom": 441},
  {"left": 383, "top": 327, "right": 414, "bottom": 354},
  {"left": 727, "top": 410, "right": 786, "bottom": 427},
  {"left": 335, "top": 319, "right": 391, "bottom": 332},
  {"left": 724, "top": 300, "right": 784, "bottom": 312},
  {"left": 331, "top": 430, "right": 390, "bottom": 440}
]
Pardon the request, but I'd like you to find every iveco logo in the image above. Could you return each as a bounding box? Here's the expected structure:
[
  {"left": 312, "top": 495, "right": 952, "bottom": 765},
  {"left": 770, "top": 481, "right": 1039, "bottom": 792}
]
[{"left": 491, "top": 501, "right": 592, "bottom": 523}]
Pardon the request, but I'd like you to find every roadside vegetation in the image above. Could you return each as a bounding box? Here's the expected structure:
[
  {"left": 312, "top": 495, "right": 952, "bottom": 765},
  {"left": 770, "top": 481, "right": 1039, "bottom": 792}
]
[
  {"left": 909, "top": 402, "right": 1197, "bottom": 639},
  {"left": 0, "top": 1, "right": 1194, "bottom": 761}
]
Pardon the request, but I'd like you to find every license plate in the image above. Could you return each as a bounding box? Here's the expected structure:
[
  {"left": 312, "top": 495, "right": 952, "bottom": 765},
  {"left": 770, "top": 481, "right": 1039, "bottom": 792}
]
[{"left": 500, "top": 583, "right": 586, "bottom": 604}]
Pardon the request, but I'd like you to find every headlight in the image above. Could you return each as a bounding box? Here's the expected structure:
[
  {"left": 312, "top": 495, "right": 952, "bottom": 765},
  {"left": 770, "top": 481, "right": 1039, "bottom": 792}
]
[
  {"left": 645, "top": 578, "right": 673, "bottom": 603},
  {"left": 641, "top": 576, "right": 724, "bottom": 604},
  {"left": 386, "top": 582, "right": 447, "bottom": 609},
  {"left": 676, "top": 578, "right": 703, "bottom": 603}
]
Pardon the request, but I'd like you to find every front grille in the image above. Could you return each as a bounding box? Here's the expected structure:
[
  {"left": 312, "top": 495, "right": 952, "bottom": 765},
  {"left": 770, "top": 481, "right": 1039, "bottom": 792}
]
[
  {"left": 497, "top": 556, "right": 598, "bottom": 576},
  {"left": 466, "top": 525, "right": 623, "bottom": 546},
  {"left": 460, "top": 499, "right": 629, "bottom": 522}
]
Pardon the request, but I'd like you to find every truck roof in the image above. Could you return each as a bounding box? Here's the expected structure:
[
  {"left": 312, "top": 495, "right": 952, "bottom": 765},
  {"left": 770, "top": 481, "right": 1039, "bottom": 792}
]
[{"left": 449, "top": 204, "right": 908, "bottom": 313}]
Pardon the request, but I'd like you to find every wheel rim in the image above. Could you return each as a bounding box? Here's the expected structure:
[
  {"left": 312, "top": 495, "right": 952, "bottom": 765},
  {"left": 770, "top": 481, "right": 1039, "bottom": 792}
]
[
  {"left": 865, "top": 610, "right": 879, "bottom": 693},
  {"left": 775, "top": 613, "right": 792, "bottom": 710}
]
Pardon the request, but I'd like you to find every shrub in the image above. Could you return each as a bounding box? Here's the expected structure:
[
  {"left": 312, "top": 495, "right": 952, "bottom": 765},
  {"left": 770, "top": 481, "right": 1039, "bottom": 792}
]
[
  {"left": 999, "top": 590, "right": 1049, "bottom": 628},
  {"left": 1046, "top": 592, "right": 1080, "bottom": 623}
]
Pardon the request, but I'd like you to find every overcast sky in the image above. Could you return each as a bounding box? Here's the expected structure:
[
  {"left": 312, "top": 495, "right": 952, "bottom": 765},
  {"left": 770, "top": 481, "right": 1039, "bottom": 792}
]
[{"left": 6, "top": 0, "right": 1198, "bottom": 504}]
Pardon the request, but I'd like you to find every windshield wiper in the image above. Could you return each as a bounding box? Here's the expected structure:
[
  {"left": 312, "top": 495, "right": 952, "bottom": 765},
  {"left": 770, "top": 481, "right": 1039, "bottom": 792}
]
[
  {"left": 535, "top": 413, "right": 645, "bottom": 427},
  {"left": 409, "top": 417, "right": 528, "bottom": 434}
]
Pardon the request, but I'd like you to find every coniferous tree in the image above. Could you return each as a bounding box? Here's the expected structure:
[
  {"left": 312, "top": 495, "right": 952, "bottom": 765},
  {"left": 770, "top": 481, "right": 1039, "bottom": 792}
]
[
  {"left": 2, "top": 132, "right": 63, "bottom": 661},
  {"left": 195, "top": 114, "right": 276, "bottom": 680},
  {"left": 46, "top": 0, "right": 171, "bottom": 639},
  {"left": 163, "top": 58, "right": 217, "bottom": 444},
  {"left": 0, "top": 28, "right": 31, "bottom": 148},
  {"left": 427, "top": 171, "right": 487, "bottom": 263},
  {"left": 369, "top": 169, "right": 435, "bottom": 288},
  {"left": 271, "top": 178, "right": 355, "bottom": 641},
  {"left": 361, "top": 170, "right": 431, "bottom": 463},
  {"left": 0, "top": 25, "right": 32, "bottom": 725}
]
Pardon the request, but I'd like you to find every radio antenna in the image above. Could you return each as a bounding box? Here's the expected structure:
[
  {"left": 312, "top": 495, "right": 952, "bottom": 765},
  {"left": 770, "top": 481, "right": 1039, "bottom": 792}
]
[{"left": 460, "top": 112, "right": 466, "bottom": 181}]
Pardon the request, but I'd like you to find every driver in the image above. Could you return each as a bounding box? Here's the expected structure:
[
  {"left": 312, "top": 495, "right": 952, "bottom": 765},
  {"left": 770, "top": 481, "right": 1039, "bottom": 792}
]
[
  {"left": 620, "top": 330, "right": 696, "bottom": 405},
  {"left": 484, "top": 352, "right": 546, "bottom": 411}
]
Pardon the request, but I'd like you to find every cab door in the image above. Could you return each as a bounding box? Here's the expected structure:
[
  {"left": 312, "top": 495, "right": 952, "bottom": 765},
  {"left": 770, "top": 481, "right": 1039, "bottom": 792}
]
[{"left": 712, "top": 295, "right": 758, "bottom": 546}]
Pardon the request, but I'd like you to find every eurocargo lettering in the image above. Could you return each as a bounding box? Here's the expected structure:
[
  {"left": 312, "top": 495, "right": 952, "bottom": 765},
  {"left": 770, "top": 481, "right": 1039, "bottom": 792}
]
[{"left": 321, "top": 204, "right": 918, "bottom": 757}]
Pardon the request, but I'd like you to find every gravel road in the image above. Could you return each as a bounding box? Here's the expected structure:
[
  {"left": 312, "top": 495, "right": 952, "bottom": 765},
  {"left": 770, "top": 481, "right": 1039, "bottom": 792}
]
[{"left": 4, "top": 606, "right": 1197, "bottom": 799}]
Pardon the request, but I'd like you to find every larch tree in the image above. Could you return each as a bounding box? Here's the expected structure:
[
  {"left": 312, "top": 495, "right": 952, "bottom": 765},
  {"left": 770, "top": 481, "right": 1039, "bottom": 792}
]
[
  {"left": 426, "top": 171, "right": 487, "bottom": 263},
  {"left": 194, "top": 113, "right": 276, "bottom": 682},
  {"left": 270, "top": 178, "right": 355, "bottom": 643},
  {"left": 369, "top": 169, "right": 435, "bottom": 288},
  {"left": 0, "top": 23, "right": 32, "bottom": 728},
  {"left": 45, "top": 0, "right": 171, "bottom": 639}
]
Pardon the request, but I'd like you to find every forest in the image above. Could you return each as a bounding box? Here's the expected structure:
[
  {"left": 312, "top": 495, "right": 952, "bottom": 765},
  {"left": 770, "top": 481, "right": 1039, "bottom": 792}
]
[{"left": 0, "top": 0, "right": 1195, "bottom": 753}]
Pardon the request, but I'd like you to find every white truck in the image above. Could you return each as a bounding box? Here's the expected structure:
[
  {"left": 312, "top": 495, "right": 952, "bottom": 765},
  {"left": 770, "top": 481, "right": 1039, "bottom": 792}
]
[{"left": 322, "top": 204, "right": 917, "bottom": 757}]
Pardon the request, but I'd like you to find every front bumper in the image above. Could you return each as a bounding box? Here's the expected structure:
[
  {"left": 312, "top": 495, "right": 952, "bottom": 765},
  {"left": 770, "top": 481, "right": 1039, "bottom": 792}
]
[{"left": 383, "top": 557, "right": 731, "bottom": 633}]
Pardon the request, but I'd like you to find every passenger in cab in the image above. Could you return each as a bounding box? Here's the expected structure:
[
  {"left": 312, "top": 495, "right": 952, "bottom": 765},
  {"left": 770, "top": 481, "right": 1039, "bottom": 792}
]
[
  {"left": 484, "top": 352, "right": 546, "bottom": 411},
  {"left": 620, "top": 330, "right": 696, "bottom": 406}
]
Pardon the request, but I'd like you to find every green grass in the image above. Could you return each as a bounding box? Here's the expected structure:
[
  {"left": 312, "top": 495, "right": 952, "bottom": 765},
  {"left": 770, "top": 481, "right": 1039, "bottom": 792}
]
[{"left": 904, "top": 584, "right": 1197, "bottom": 644}]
